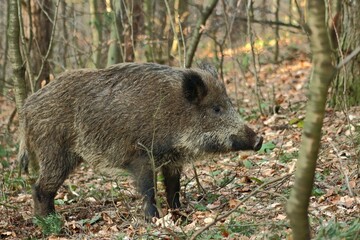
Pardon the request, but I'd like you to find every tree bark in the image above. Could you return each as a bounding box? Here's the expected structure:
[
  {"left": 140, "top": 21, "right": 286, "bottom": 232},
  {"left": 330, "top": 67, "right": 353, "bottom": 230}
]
[
  {"left": 1, "top": 0, "right": 10, "bottom": 95},
  {"left": 286, "top": 1, "right": 336, "bottom": 240},
  {"left": 89, "top": 0, "right": 102, "bottom": 68},
  {"left": 144, "top": 0, "right": 168, "bottom": 64},
  {"left": 8, "top": 0, "right": 27, "bottom": 110},
  {"left": 23, "top": 0, "right": 55, "bottom": 91},
  {"left": 185, "top": 0, "right": 219, "bottom": 68},
  {"left": 60, "top": 0, "right": 68, "bottom": 69},
  {"left": 274, "top": 0, "right": 280, "bottom": 63},
  {"left": 331, "top": 1, "right": 360, "bottom": 107},
  {"left": 107, "top": 0, "right": 123, "bottom": 66},
  {"left": 169, "top": 0, "right": 187, "bottom": 66},
  {"left": 107, "top": 0, "right": 142, "bottom": 66}
]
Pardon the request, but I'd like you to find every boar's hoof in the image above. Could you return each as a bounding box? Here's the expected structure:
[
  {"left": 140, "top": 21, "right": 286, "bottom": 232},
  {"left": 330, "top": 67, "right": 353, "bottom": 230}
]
[
  {"left": 253, "top": 136, "right": 263, "bottom": 151},
  {"left": 144, "top": 203, "right": 160, "bottom": 221}
]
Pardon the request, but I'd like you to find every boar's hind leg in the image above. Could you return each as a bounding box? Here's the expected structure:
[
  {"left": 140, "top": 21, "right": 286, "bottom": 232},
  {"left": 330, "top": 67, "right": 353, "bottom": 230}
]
[
  {"left": 33, "top": 151, "right": 81, "bottom": 217},
  {"left": 162, "top": 165, "right": 181, "bottom": 209},
  {"left": 128, "top": 161, "right": 159, "bottom": 219}
]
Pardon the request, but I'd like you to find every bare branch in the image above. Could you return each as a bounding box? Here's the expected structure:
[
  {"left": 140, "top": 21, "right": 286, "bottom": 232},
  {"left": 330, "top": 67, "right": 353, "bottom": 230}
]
[{"left": 336, "top": 46, "right": 360, "bottom": 69}]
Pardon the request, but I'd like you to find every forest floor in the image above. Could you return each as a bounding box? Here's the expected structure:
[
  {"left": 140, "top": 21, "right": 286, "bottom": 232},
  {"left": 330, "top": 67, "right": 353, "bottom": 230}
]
[{"left": 0, "top": 49, "right": 359, "bottom": 239}]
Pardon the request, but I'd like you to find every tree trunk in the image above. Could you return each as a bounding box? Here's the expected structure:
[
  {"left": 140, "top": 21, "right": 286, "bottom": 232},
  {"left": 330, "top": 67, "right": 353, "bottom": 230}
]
[
  {"left": 126, "top": 0, "right": 143, "bottom": 62},
  {"left": 144, "top": 0, "right": 168, "bottom": 64},
  {"left": 107, "top": 0, "right": 123, "bottom": 66},
  {"left": 107, "top": 0, "right": 142, "bottom": 66},
  {"left": 331, "top": 1, "right": 360, "bottom": 108},
  {"left": 169, "top": 0, "right": 187, "bottom": 66},
  {"left": 23, "top": 0, "right": 55, "bottom": 91},
  {"left": 274, "top": 0, "right": 280, "bottom": 63},
  {"left": 185, "top": 0, "right": 219, "bottom": 68},
  {"left": 1, "top": 0, "right": 10, "bottom": 95},
  {"left": 60, "top": 0, "right": 68, "bottom": 69},
  {"left": 8, "top": 0, "right": 27, "bottom": 110},
  {"left": 89, "top": 0, "right": 102, "bottom": 68},
  {"left": 286, "top": 1, "right": 336, "bottom": 240}
]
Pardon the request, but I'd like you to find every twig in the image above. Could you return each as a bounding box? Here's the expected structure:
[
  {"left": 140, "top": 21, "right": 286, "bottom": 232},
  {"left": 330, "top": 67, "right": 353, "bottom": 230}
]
[
  {"left": 236, "top": 17, "right": 302, "bottom": 30},
  {"left": 163, "top": 0, "right": 182, "bottom": 66},
  {"left": 185, "top": 0, "right": 219, "bottom": 68},
  {"left": 178, "top": 14, "right": 186, "bottom": 68},
  {"left": 189, "top": 173, "right": 292, "bottom": 240},
  {"left": 192, "top": 164, "right": 206, "bottom": 194},
  {"left": 327, "top": 138, "right": 354, "bottom": 196},
  {"left": 6, "top": 107, "right": 17, "bottom": 133},
  {"left": 336, "top": 46, "right": 360, "bottom": 69},
  {"left": 246, "top": 0, "right": 263, "bottom": 116}
]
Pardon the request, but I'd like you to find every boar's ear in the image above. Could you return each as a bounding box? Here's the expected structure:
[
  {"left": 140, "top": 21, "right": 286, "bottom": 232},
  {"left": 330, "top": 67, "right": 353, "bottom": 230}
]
[
  {"left": 182, "top": 71, "right": 208, "bottom": 104},
  {"left": 197, "top": 62, "right": 218, "bottom": 78}
]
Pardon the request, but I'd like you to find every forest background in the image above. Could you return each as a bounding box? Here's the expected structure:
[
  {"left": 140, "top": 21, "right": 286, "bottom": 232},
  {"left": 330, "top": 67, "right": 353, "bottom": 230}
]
[{"left": 0, "top": 0, "right": 359, "bottom": 239}]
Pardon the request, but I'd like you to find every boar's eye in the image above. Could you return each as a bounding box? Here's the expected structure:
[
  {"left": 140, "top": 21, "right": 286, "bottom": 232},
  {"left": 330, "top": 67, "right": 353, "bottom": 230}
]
[{"left": 212, "top": 105, "right": 222, "bottom": 114}]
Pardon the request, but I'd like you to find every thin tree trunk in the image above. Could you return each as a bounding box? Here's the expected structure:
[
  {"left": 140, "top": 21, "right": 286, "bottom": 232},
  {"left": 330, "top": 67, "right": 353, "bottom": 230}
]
[
  {"left": 61, "top": 0, "right": 68, "bottom": 69},
  {"left": 107, "top": 23, "right": 121, "bottom": 67},
  {"left": 89, "top": 0, "right": 102, "bottom": 68},
  {"left": 169, "top": 0, "right": 187, "bottom": 66},
  {"left": 144, "top": 0, "right": 168, "bottom": 64},
  {"left": 107, "top": 0, "right": 123, "bottom": 67},
  {"left": 1, "top": 0, "right": 10, "bottom": 95},
  {"left": 8, "top": 0, "right": 27, "bottom": 110},
  {"left": 274, "top": 0, "right": 280, "bottom": 63},
  {"left": 286, "top": 1, "right": 336, "bottom": 239},
  {"left": 27, "top": 0, "right": 55, "bottom": 90},
  {"left": 185, "top": 0, "right": 219, "bottom": 68}
]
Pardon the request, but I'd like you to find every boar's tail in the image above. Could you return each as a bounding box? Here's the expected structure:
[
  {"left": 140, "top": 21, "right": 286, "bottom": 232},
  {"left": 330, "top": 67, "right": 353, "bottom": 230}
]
[
  {"left": 17, "top": 114, "right": 30, "bottom": 174},
  {"left": 18, "top": 138, "right": 29, "bottom": 174}
]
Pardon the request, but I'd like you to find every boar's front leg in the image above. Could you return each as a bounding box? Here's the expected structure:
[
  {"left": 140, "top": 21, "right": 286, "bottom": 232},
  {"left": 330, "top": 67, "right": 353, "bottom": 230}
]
[
  {"left": 162, "top": 165, "right": 181, "bottom": 209},
  {"left": 128, "top": 161, "right": 159, "bottom": 219}
]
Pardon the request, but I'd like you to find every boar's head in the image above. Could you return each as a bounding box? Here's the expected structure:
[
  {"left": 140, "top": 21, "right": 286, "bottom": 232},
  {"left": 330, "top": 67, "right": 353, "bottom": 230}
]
[{"left": 179, "top": 64, "right": 263, "bottom": 156}]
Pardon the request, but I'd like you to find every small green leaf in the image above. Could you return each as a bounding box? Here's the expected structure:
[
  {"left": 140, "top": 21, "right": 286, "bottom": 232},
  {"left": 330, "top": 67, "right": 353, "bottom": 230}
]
[
  {"left": 289, "top": 117, "right": 300, "bottom": 125},
  {"left": 243, "top": 160, "right": 253, "bottom": 169},
  {"left": 258, "top": 141, "right": 276, "bottom": 154},
  {"left": 297, "top": 120, "right": 304, "bottom": 128},
  {"left": 312, "top": 188, "right": 325, "bottom": 197},
  {"left": 89, "top": 214, "right": 102, "bottom": 224},
  {"left": 250, "top": 177, "right": 264, "bottom": 184},
  {"left": 54, "top": 199, "right": 65, "bottom": 205}
]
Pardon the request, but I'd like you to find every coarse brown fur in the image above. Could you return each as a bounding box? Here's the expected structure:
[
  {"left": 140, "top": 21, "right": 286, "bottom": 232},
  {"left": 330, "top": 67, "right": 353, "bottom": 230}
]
[{"left": 18, "top": 62, "right": 263, "bottom": 219}]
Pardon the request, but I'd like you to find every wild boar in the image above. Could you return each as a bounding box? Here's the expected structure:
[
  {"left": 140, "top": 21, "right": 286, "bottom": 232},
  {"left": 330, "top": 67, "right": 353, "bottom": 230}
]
[{"left": 18, "top": 62, "right": 263, "bottom": 219}]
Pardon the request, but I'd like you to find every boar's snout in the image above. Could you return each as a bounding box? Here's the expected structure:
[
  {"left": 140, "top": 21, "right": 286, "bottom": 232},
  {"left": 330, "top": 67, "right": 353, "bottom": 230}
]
[
  {"left": 230, "top": 125, "right": 263, "bottom": 151},
  {"left": 253, "top": 135, "right": 263, "bottom": 151}
]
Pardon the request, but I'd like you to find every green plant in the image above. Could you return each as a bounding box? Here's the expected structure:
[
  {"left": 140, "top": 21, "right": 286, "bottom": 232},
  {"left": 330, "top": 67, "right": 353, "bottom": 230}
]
[
  {"left": 227, "top": 219, "right": 258, "bottom": 236},
  {"left": 316, "top": 218, "right": 360, "bottom": 240},
  {"left": 279, "top": 151, "right": 298, "bottom": 163},
  {"left": 193, "top": 203, "right": 208, "bottom": 211},
  {"left": 33, "top": 213, "right": 63, "bottom": 235},
  {"left": 237, "top": 108, "right": 260, "bottom": 121},
  {"left": 258, "top": 141, "right": 276, "bottom": 154},
  {"left": 312, "top": 187, "right": 325, "bottom": 197},
  {"left": 0, "top": 144, "right": 14, "bottom": 169},
  {"left": 243, "top": 159, "right": 254, "bottom": 169}
]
